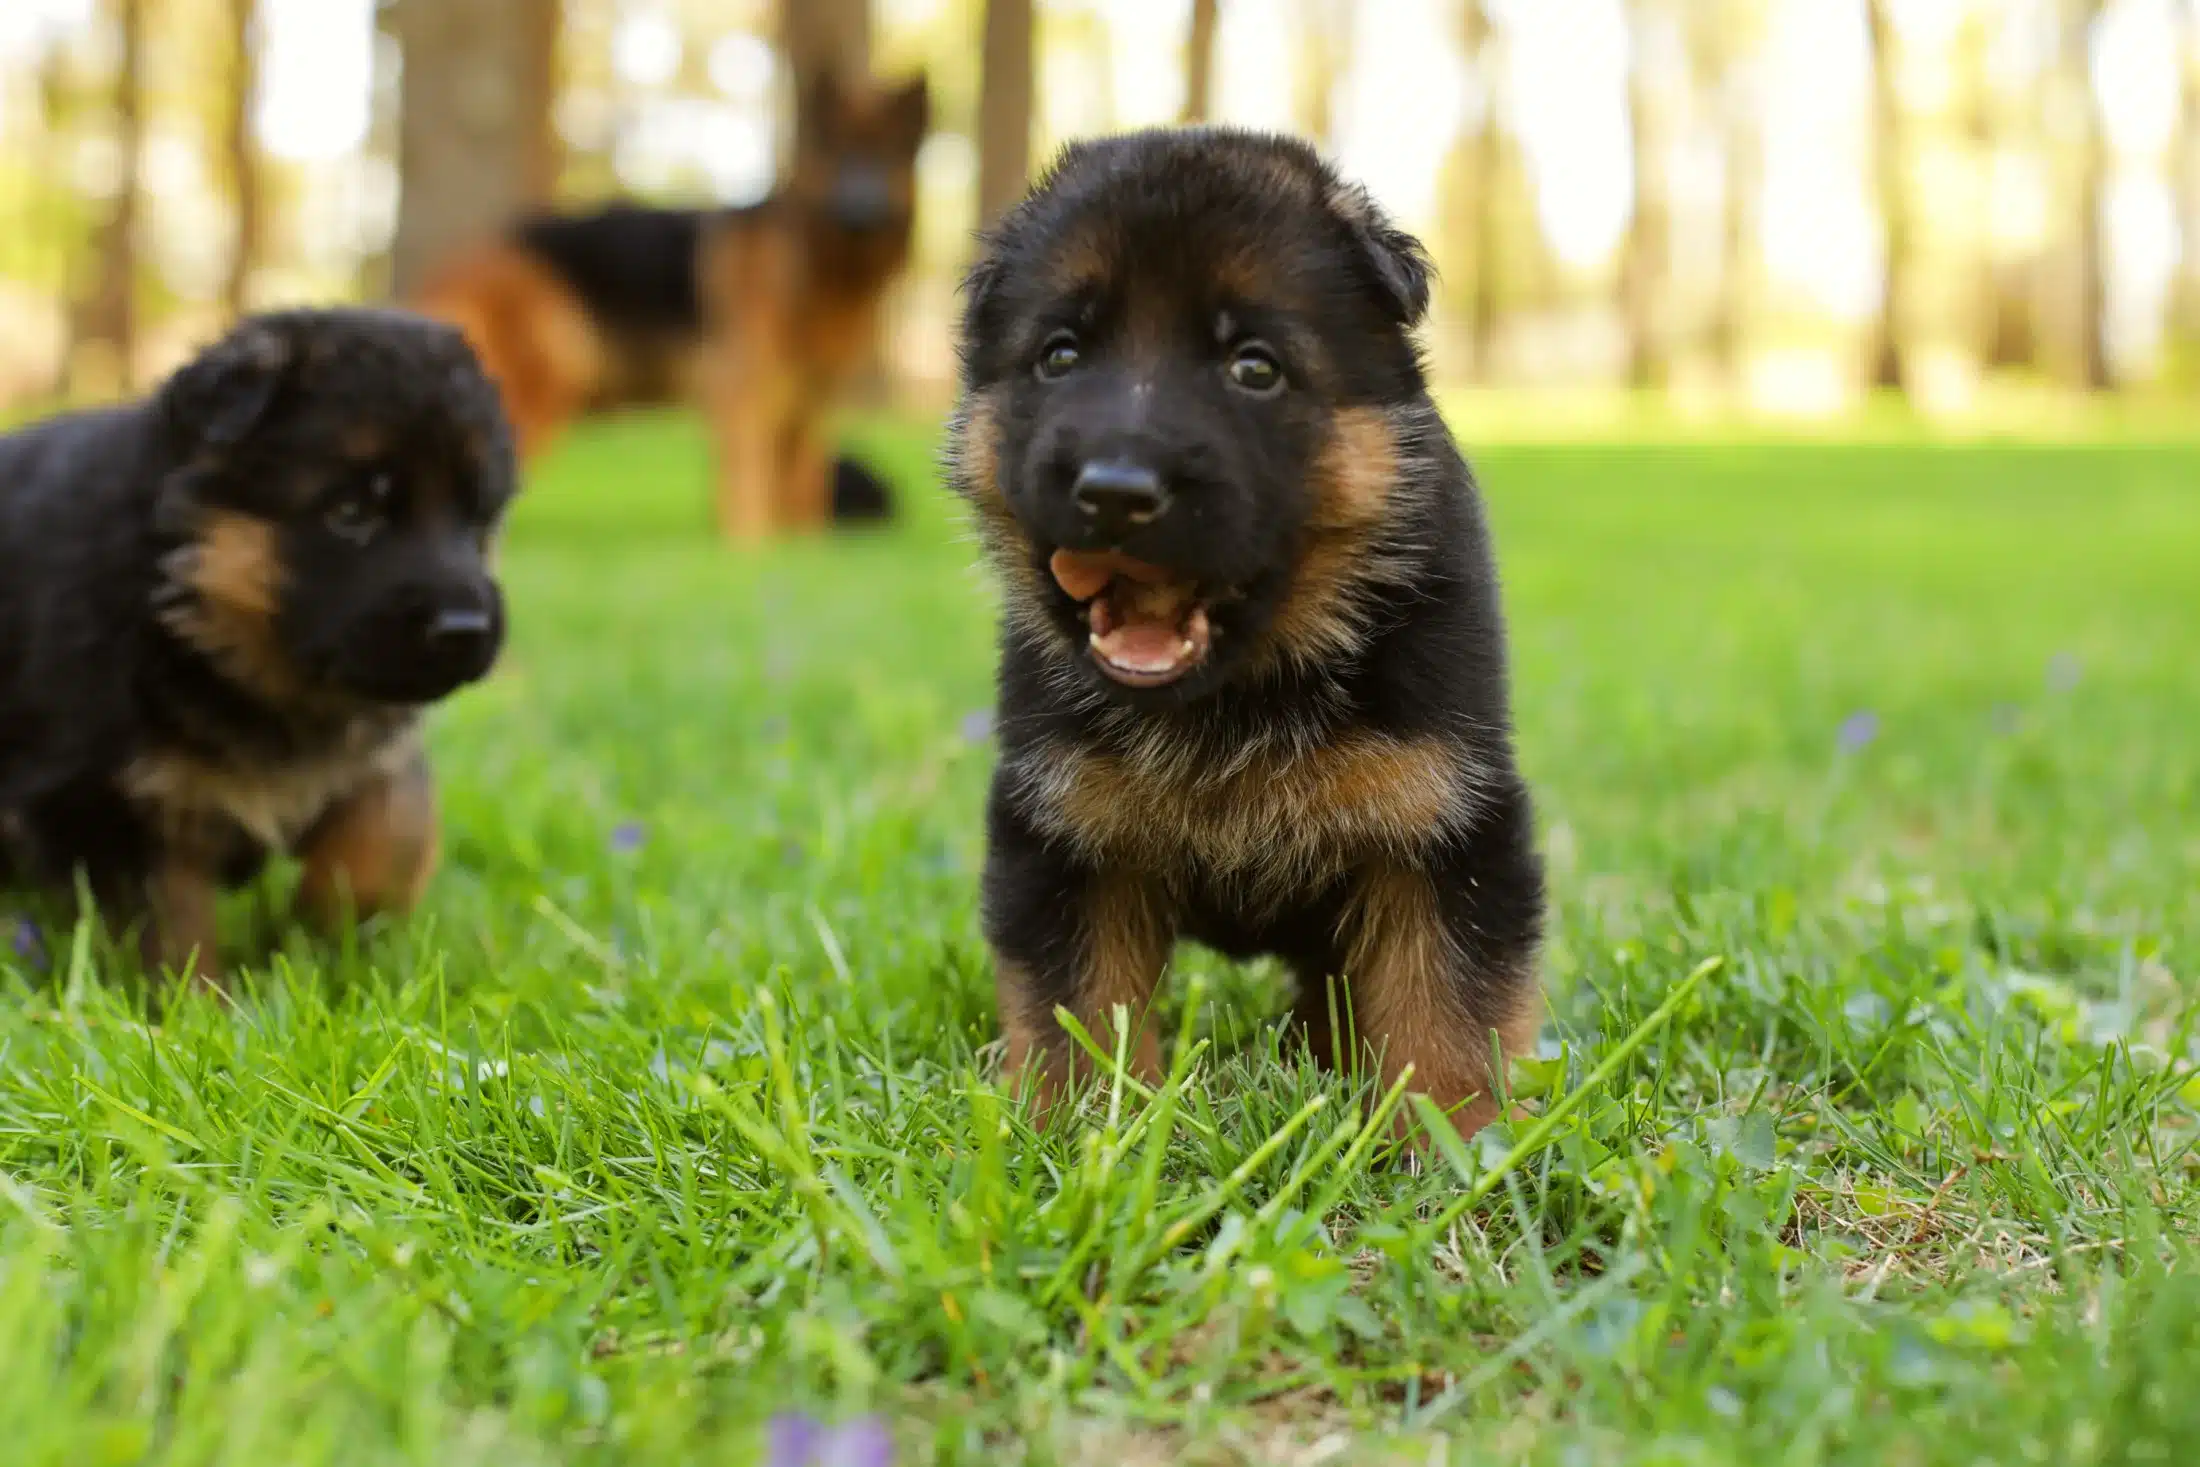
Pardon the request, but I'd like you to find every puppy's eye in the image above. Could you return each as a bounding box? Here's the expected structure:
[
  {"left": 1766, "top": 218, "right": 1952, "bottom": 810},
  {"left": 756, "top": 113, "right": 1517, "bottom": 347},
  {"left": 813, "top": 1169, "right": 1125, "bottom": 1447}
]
[
  {"left": 326, "top": 472, "right": 392, "bottom": 544},
  {"left": 1226, "top": 343, "right": 1285, "bottom": 396},
  {"left": 1035, "top": 331, "right": 1082, "bottom": 382}
]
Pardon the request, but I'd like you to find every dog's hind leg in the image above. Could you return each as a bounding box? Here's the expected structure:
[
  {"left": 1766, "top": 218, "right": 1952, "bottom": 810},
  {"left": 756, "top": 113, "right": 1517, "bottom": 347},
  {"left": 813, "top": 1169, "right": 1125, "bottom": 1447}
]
[{"left": 774, "top": 415, "right": 835, "bottom": 532}]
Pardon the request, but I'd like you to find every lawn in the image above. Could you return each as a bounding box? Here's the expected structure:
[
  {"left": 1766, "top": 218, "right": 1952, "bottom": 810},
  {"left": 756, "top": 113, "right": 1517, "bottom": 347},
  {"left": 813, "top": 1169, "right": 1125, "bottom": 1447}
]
[{"left": 2, "top": 412, "right": 2197, "bottom": 1466}]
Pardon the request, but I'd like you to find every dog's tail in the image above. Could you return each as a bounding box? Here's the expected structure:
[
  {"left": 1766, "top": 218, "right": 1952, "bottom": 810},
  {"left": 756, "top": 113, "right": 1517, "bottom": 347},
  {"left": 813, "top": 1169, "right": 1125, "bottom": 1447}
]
[
  {"left": 831, "top": 456, "right": 896, "bottom": 524},
  {"left": 411, "top": 240, "right": 603, "bottom": 464}
]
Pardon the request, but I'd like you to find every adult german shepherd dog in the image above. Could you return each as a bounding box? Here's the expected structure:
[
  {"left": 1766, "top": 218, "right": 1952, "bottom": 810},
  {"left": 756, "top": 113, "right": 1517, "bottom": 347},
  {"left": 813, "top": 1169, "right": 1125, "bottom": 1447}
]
[
  {"left": 948, "top": 129, "right": 1545, "bottom": 1140},
  {"left": 413, "top": 70, "right": 928, "bottom": 541}
]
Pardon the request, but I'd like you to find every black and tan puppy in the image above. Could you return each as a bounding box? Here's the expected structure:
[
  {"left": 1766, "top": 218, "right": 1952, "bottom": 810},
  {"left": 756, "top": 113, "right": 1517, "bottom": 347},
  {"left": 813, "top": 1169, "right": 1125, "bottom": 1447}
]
[
  {"left": 0, "top": 307, "right": 513, "bottom": 986},
  {"left": 948, "top": 129, "right": 1545, "bottom": 1139}
]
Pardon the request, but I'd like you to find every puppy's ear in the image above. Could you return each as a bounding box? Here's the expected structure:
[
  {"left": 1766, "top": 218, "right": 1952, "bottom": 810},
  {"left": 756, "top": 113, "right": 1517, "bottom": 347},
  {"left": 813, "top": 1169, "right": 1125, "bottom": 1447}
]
[
  {"left": 1331, "top": 182, "right": 1434, "bottom": 327},
  {"left": 887, "top": 74, "right": 931, "bottom": 152},
  {"left": 162, "top": 322, "right": 292, "bottom": 448}
]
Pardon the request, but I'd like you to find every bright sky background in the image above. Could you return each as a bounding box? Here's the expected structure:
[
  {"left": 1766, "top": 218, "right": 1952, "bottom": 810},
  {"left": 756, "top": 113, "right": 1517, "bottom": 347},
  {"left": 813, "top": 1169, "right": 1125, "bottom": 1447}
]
[{"left": 0, "top": 0, "right": 2189, "bottom": 332}]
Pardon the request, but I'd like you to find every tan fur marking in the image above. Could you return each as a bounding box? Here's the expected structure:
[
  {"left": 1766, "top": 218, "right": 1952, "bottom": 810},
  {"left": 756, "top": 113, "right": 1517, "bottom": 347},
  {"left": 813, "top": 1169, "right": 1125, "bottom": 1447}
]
[
  {"left": 123, "top": 724, "right": 415, "bottom": 852},
  {"left": 1258, "top": 405, "right": 1399, "bottom": 671},
  {"left": 159, "top": 511, "right": 295, "bottom": 701},
  {"left": 1033, "top": 731, "right": 1465, "bottom": 903},
  {"left": 996, "top": 873, "right": 1170, "bottom": 1119},
  {"left": 1342, "top": 864, "right": 1540, "bottom": 1140},
  {"left": 144, "top": 856, "right": 224, "bottom": 989},
  {"left": 955, "top": 391, "right": 1054, "bottom": 642},
  {"left": 293, "top": 745, "right": 440, "bottom": 928}
]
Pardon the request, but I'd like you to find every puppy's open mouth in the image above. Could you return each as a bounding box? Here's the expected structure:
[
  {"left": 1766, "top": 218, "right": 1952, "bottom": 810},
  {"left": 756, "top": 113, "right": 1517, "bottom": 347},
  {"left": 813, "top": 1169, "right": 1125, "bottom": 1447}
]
[{"left": 1049, "top": 549, "right": 1213, "bottom": 688}]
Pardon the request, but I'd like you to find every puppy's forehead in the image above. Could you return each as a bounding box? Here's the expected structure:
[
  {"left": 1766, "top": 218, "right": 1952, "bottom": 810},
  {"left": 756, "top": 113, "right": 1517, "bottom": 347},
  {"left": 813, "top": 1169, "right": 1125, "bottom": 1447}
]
[
  {"left": 295, "top": 319, "right": 502, "bottom": 449},
  {"left": 1029, "top": 136, "right": 1340, "bottom": 316}
]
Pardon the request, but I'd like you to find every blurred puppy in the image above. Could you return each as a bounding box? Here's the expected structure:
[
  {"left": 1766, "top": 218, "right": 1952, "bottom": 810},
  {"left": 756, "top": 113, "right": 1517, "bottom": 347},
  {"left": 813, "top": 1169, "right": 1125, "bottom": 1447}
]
[
  {"left": 0, "top": 308, "right": 514, "bottom": 985},
  {"left": 948, "top": 129, "right": 1545, "bottom": 1139}
]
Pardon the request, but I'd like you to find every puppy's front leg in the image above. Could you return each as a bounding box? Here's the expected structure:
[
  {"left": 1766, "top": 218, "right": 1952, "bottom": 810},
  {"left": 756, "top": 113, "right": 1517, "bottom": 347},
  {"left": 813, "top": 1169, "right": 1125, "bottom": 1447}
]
[
  {"left": 1340, "top": 846, "right": 1543, "bottom": 1143},
  {"left": 293, "top": 743, "right": 440, "bottom": 930},
  {"left": 985, "top": 788, "right": 1173, "bottom": 1118},
  {"left": 144, "top": 854, "right": 224, "bottom": 989}
]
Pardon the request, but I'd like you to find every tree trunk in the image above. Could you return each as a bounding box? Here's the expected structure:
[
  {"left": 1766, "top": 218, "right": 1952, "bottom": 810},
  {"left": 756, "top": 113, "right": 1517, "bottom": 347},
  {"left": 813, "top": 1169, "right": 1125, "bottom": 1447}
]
[
  {"left": 1865, "top": 0, "right": 1910, "bottom": 394},
  {"left": 976, "top": 0, "right": 1035, "bottom": 230},
  {"left": 1181, "top": 0, "right": 1219, "bottom": 124},
  {"left": 223, "top": 0, "right": 263, "bottom": 321},
  {"left": 2175, "top": 9, "right": 2200, "bottom": 341},
  {"left": 1462, "top": 0, "right": 1502, "bottom": 379},
  {"left": 2071, "top": 0, "right": 2113, "bottom": 390},
  {"left": 78, "top": 0, "right": 146, "bottom": 394},
  {"left": 1621, "top": 1, "right": 1667, "bottom": 389},
  {"left": 1293, "top": 0, "right": 1350, "bottom": 149},
  {"left": 781, "top": 0, "right": 870, "bottom": 88},
  {"left": 388, "top": 0, "right": 561, "bottom": 300},
  {"left": 1709, "top": 78, "right": 1757, "bottom": 383}
]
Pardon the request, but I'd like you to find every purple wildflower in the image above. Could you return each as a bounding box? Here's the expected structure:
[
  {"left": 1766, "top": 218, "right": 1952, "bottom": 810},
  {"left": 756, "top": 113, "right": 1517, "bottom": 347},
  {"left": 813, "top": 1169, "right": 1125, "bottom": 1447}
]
[
  {"left": 767, "top": 1414, "right": 893, "bottom": 1467},
  {"left": 8, "top": 916, "right": 44, "bottom": 974},
  {"left": 2046, "top": 652, "right": 2082, "bottom": 693},
  {"left": 958, "top": 708, "right": 996, "bottom": 744},
  {"left": 761, "top": 715, "right": 791, "bottom": 741},
  {"left": 609, "top": 822, "right": 645, "bottom": 854},
  {"left": 1989, "top": 702, "right": 2023, "bottom": 735},
  {"left": 1836, "top": 710, "right": 1879, "bottom": 753}
]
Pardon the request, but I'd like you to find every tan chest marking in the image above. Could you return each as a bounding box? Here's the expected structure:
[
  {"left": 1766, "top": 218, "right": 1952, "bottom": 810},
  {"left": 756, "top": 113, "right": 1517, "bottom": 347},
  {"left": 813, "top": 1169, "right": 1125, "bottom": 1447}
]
[
  {"left": 1023, "top": 730, "right": 1471, "bottom": 895},
  {"left": 122, "top": 732, "right": 413, "bottom": 851}
]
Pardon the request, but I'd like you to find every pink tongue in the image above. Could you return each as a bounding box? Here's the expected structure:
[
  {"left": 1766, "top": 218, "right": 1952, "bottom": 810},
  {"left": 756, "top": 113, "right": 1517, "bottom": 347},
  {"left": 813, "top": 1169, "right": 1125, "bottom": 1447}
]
[{"left": 1093, "top": 621, "right": 1190, "bottom": 673}]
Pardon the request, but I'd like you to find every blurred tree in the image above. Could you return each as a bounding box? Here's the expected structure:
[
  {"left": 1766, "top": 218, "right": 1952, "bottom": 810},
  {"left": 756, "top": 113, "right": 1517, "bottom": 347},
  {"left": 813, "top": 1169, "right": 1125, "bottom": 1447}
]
[
  {"left": 2065, "top": 0, "right": 2113, "bottom": 390},
  {"left": 1683, "top": 0, "right": 1758, "bottom": 385},
  {"left": 222, "top": 0, "right": 263, "bottom": 321},
  {"left": 1293, "top": 0, "right": 1351, "bottom": 149},
  {"left": 977, "top": 0, "right": 1034, "bottom": 229},
  {"left": 782, "top": 0, "right": 871, "bottom": 92},
  {"left": 1182, "top": 0, "right": 1219, "bottom": 124},
  {"left": 73, "top": 0, "right": 147, "bottom": 394},
  {"left": 1865, "top": 0, "right": 1912, "bottom": 395},
  {"left": 1456, "top": 0, "right": 1504, "bottom": 378},
  {"left": 1621, "top": 0, "right": 1672, "bottom": 389},
  {"left": 1975, "top": 0, "right": 2042, "bottom": 372},
  {"left": 388, "top": 0, "right": 560, "bottom": 299},
  {"left": 2176, "top": 1, "right": 2200, "bottom": 342}
]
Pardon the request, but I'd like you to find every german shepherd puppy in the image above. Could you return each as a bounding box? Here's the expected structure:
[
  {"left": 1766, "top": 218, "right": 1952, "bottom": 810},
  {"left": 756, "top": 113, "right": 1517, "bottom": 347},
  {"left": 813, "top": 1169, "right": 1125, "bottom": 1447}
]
[
  {"left": 413, "top": 70, "right": 928, "bottom": 541},
  {"left": 948, "top": 129, "right": 1545, "bottom": 1140},
  {"left": 0, "top": 308, "right": 513, "bottom": 986}
]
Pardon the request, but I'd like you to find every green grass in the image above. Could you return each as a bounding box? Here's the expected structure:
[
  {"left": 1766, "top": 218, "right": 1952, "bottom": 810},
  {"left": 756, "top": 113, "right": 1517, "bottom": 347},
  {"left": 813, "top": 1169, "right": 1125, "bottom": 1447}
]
[{"left": 3, "top": 411, "right": 2198, "bottom": 1465}]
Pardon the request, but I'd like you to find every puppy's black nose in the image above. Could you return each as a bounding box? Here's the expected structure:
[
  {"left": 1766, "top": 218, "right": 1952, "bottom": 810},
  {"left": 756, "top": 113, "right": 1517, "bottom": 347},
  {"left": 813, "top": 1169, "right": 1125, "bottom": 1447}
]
[
  {"left": 421, "top": 604, "right": 499, "bottom": 679},
  {"left": 427, "top": 608, "right": 493, "bottom": 644},
  {"left": 1072, "top": 460, "right": 1169, "bottom": 537}
]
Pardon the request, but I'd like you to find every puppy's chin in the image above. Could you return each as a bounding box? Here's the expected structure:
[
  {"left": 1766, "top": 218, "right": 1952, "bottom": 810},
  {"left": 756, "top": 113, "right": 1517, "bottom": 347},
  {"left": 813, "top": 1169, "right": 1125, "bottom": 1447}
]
[{"left": 313, "top": 639, "right": 501, "bottom": 708}]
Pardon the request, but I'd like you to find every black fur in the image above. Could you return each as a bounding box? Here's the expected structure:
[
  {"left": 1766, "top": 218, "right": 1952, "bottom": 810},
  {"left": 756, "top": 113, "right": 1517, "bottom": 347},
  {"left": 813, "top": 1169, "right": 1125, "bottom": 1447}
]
[
  {"left": 949, "top": 129, "right": 1545, "bottom": 1124},
  {"left": 0, "top": 307, "right": 513, "bottom": 950},
  {"left": 511, "top": 203, "right": 716, "bottom": 338}
]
